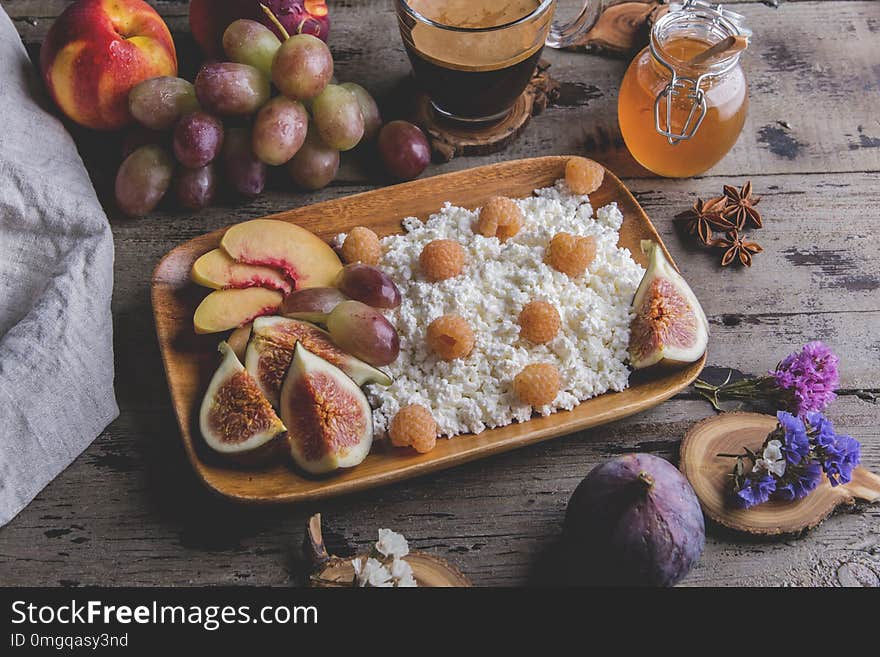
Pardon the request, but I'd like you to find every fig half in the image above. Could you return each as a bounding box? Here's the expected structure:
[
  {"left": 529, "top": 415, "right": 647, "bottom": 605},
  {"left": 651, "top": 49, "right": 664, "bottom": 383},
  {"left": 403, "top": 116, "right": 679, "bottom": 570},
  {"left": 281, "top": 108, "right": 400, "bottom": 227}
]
[
  {"left": 199, "top": 342, "right": 286, "bottom": 460},
  {"left": 628, "top": 240, "right": 709, "bottom": 369},
  {"left": 245, "top": 316, "right": 392, "bottom": 407},
  {"left": 281, "top": 343, "right": 374, "bottom": 475}
]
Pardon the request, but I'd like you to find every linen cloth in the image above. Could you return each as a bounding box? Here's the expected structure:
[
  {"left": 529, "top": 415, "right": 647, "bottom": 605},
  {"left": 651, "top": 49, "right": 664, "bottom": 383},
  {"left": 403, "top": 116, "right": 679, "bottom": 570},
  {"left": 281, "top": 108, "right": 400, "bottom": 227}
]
[{"left": 0, "top": 7, "right": 118, "bottom": 526}]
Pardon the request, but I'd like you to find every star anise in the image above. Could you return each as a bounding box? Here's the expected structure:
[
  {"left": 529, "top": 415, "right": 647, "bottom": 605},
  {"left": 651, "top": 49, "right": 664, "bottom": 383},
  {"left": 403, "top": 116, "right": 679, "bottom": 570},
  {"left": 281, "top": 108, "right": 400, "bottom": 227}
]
[
  {"left": 678, "top": 195, "right": 735, "bottom": 245},
  {"left": 723, "top": 181, "right": 762, "bottom": 229},
  {"left": 712, "top": 230, "right": 763, "bottom": 267}
]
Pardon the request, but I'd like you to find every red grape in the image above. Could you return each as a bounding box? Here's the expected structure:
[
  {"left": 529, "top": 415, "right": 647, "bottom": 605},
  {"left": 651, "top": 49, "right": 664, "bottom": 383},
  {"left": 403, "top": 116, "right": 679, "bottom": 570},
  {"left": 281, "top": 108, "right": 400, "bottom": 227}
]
[
  {"left": 195, "top": 63, "right": 270, "bottom": 116},
  {"left": 221, "top": 127, "right": 267, "bottom": 198},
  {"left": 173, "top": 111, "right": 224, "bottom": 169},
  {"left": 252, "top": 97, "right": 308, "bottom": 166},
  {"left": 272, "top": 34, "right": 333, "bottom": 101},
  {"left": 174, "top": 164, "right": 217, "bottom": 209},
  {"left": 378, "top": 121, "right": 430, "bottom": 181}
]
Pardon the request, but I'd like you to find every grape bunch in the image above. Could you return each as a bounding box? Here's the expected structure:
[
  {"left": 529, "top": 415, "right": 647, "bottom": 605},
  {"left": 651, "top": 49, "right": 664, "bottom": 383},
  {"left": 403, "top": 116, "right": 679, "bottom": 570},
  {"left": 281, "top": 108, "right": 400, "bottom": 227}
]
[{"left": 114, "top": 14, "right": 430, "bottom": 217}]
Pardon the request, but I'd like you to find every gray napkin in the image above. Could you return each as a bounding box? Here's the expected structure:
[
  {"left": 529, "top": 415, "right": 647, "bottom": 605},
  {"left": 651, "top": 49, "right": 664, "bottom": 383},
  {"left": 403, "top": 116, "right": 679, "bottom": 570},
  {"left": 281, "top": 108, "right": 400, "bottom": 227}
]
[{"left": 0, "top": 7, "right": 118, "bottom": 527}]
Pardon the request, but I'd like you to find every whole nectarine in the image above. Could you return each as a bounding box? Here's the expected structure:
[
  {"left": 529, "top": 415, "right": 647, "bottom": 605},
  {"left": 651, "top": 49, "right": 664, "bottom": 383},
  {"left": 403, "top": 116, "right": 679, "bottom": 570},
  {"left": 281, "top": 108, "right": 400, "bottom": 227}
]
[{"left": 41, "top": 0, "right": 177, "bottom": 131}]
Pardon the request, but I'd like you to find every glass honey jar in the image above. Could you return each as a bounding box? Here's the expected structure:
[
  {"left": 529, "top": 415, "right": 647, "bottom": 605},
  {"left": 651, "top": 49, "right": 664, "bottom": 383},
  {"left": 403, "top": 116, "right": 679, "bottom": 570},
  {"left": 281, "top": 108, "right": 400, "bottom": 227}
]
[{"left": 618, "top": 1, "right": 752, "bottom": 178}]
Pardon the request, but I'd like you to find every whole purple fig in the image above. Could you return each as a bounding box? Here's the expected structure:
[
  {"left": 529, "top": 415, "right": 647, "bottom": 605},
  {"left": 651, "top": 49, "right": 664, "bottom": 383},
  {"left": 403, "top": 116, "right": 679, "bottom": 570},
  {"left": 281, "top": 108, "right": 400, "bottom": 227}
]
[{"left": 564, "top": 453, "right": 705, "bottom": 586}]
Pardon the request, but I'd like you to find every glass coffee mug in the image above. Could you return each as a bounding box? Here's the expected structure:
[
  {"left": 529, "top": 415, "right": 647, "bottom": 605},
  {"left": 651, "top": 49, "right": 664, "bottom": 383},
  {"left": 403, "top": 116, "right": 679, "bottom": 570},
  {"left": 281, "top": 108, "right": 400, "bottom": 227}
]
[{"left": 396, "top": 0, "right": 622, "bottom": 123}]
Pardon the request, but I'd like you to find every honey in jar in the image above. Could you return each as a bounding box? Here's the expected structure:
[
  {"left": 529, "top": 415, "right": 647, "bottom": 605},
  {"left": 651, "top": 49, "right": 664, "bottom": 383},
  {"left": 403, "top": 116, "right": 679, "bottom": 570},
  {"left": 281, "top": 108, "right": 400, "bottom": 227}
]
[{"left": 618, "top": 2, "right": 751, "bottom": 178}]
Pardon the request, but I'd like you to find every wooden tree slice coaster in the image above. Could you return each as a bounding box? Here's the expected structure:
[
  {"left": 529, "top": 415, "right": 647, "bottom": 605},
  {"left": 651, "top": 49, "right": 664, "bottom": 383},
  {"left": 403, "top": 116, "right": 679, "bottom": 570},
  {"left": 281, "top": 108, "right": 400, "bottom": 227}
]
[
  {"left": 680, "top": 412, "right": 880, "bottom": 536},
  {"left": 413, "top": 61, "right": 560, "bottom": 162},
  {"left": 303, "top": 514, "right": 471, "bottom": 587},
  {"left": 565, "top": 1, "right": 667, "bottom": 56}
]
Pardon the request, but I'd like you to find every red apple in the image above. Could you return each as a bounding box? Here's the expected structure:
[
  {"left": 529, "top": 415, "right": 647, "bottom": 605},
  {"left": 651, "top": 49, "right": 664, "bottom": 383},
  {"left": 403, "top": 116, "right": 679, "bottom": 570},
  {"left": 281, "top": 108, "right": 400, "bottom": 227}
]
[
  {"left": 189, "top": 0, "right": 330, "bottom": 58},
  {"left": 40, "top": 0, "right": 177, "bottom": 131}
]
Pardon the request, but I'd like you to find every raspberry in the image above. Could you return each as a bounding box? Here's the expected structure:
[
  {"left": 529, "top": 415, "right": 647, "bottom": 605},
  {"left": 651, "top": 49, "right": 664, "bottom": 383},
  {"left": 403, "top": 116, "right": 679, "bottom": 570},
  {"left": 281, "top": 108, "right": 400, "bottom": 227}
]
[
  {"left": 420, "top": 239, "right": 465, "bottom": 281},
  {"left": 476, "top": 196, "right": 523, "bottom": 242},
  {"left": 426, "top": 314, "right": 475, "bottom": 361},
  {"left": 389, "top": 404, "right": 437, "bottom": 453},
  {"left": 565, "top": 156, "right": 605, "bottom": 195},
  {"left": 518, "top": 301, "right": 561, "bottom": 344},
  {"left": 547, "top": 232, "right": 597, "bottom": 277},
  {"left": 513, "top": 363, "right": 561, "bottom": 407},
  {"left": 341, "top": 226, "right": 381, "bottom": 265}
]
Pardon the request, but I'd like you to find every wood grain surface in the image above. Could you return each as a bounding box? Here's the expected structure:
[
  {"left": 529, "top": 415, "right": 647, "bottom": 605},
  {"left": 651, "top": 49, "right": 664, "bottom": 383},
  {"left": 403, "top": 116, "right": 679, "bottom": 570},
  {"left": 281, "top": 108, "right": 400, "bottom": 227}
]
[{"left": 1, "top": 0, "right": 878, "bottom": 587}]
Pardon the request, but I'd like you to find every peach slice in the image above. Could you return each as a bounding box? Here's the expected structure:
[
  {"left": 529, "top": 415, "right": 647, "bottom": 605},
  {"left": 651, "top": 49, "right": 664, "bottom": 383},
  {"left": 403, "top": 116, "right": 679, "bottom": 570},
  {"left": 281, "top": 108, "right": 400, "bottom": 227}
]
[
  {"left": 191, "top": 248, "right": 292, "bottom": 294},
  {"left": 220, "top": 219, "right": 342, "bottom": 289},
  {"left": 227, "top": 322, "right": 253, "bottom": 361},
  {"left": 194, "top": 288, "right": 283, "bottom": 334}
]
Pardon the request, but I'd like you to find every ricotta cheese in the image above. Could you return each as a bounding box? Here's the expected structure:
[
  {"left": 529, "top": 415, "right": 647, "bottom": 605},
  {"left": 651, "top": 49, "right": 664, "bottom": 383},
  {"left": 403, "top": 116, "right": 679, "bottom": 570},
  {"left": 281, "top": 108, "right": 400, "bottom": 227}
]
[{"left": 339, "top": 180, "right": 645, "bottom": 438}]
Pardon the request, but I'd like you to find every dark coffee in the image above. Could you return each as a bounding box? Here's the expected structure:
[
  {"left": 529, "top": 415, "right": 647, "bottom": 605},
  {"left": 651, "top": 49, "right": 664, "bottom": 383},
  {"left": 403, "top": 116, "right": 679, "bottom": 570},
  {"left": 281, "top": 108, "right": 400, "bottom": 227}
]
[{"left": 402, "top": 0, "right": 549, "bottom": 121}]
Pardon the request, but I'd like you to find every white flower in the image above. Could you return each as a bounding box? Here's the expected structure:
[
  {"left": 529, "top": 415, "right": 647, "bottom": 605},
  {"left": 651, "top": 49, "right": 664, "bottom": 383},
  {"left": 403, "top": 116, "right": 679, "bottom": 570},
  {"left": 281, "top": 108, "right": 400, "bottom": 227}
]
[
  {"left": 390, "top": 557, "right": 418, "bottom": 587},
  {"left": 352, "top": 557, "right": 393, "bottom": 587},
  {"left": 375, "top": 528, "right": 409, "bottom": 560},
  {"left": 753, "top": 439, "right": 786, "bottom": 477}
]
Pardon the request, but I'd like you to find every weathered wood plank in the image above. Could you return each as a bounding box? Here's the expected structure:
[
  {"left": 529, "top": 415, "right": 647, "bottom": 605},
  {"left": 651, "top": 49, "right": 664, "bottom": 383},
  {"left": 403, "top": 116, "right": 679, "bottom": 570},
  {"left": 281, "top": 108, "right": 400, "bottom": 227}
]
[
  {"left": 8, "top": 2, "right": 880, "bottom": 178},
  {"left": 0, "top": 395, "right": 875, "bottom": 586}
]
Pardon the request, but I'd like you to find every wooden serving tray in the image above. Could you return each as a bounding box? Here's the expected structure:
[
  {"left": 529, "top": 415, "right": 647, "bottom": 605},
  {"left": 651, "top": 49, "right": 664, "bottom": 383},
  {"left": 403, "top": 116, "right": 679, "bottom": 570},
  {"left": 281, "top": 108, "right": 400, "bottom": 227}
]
[{"left": 152, "top": 156, "right": 705, "bottom": 504}]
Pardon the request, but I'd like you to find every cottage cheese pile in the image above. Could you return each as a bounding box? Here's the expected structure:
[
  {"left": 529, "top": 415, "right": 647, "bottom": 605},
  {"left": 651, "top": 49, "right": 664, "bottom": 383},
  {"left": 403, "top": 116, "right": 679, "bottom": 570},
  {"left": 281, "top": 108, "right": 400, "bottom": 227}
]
[{"left": 342, "top": 180, "right": 645, "bottom": 438}]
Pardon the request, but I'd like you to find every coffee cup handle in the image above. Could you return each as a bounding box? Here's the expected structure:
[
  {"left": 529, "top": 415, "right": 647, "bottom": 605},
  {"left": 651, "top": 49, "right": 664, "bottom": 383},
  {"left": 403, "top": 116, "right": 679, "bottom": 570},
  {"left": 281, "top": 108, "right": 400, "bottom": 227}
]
[{"left": 545, "top": 0, "right": 624, "bottom": 49}]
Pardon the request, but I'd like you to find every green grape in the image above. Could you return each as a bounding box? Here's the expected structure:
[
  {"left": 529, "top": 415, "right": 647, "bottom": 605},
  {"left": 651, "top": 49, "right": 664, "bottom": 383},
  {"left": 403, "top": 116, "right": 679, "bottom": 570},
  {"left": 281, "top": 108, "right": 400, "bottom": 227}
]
[
  {"left": 311, "top": 84, "right": 364, "bottom": 151},
  {"left": 340, "top": 82, "right": 382, "bottom": 141},
  {"left": 128, "top": 77, "right": 199, "bottom": 131},
  {"left": 287, "top": 127, "right": 339, "bottom": 190},
  {"left": 114, "top": 145, "right": 173, "bottom": 217},
  {"left": 222, "top": 19, "right": 281, "bottom": 80}
]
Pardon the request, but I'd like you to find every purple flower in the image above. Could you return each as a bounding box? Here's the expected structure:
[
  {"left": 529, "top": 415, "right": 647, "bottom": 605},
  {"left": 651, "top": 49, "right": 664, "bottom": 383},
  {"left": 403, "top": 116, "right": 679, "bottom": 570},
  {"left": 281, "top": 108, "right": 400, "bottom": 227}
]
[
  {"left": 735, "top": 473, "right": 777, "bottom": 508},
  {"left": 773, "top": 462, "right": 822, "bottom": 501},
  {"left": 776, "top": 411, "right": 810, "bottom": 464},
  {"left": 806, "top": 411, "right": 861, "bottom": 486},
  {"left": 770, "top": 341, "right": 839, "bottom": 414}
]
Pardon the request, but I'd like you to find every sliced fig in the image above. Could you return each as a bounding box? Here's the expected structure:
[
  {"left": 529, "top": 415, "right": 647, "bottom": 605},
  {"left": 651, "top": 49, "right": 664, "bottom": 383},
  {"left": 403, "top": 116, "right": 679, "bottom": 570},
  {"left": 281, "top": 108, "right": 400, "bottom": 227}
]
[
  {"left": 199, "top": 342, "right": 286, "bottom": 459},
  {"left": 279, "top": 287, "right": 348, "bottom": 323},
  {"left": 245, "top": 316, "right": 392, "bottom": 407},
  {"left": 628, "top": 240, "right": 709, "bottom": 369},
  {"left": 193, "top": 288, "right": 283, "bottom": 334},
  {"left": 192, "top": 248, "right": 292, "bottom": 294},
  {"left": 281, "top": 343, "right": 373, "bottom": 475}
]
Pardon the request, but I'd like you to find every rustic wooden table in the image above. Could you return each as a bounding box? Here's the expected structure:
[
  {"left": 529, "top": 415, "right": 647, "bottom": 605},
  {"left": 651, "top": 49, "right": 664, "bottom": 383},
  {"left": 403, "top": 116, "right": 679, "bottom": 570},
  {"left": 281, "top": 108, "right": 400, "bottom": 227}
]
[{"left": 2, "top": 0, "right": 878, "bottom": 587}]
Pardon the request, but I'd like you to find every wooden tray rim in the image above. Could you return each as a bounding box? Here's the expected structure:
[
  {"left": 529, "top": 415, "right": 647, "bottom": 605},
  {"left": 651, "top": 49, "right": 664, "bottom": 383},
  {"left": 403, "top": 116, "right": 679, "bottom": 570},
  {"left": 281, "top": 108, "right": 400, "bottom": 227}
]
[{"left": 151, "top": 156, "right": 705, "bottom": 504}]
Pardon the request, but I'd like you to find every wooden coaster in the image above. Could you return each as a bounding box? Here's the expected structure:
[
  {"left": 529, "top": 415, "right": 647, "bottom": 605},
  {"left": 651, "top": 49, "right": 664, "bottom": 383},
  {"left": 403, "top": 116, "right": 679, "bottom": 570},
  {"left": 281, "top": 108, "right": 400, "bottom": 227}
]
[
  {"left": 303, "top": 514, "right": 471, "bottom": 587},
  {"left": 680, "top": 412, "right": 880, "bottom": 536},
  {"left": 413, "top": 60, "right": 560, "bottom": 162},
  {"left": 566, "top": 0, "right": 668, "bottom": 56}
]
